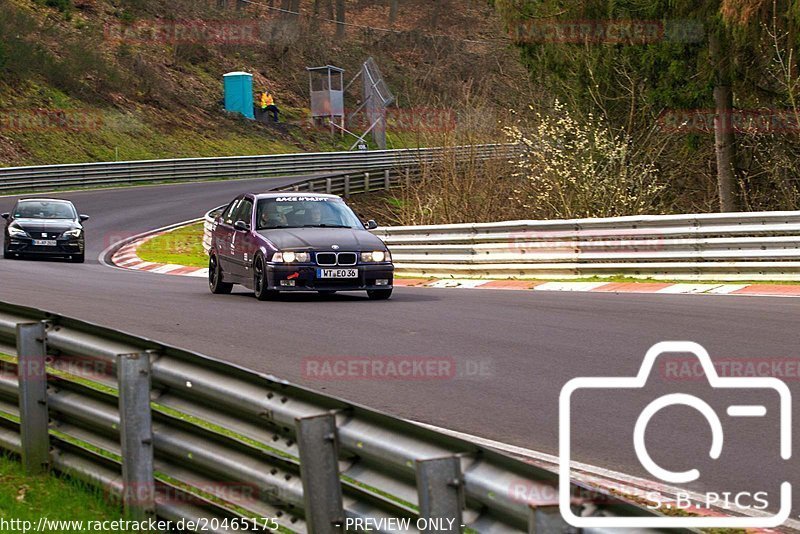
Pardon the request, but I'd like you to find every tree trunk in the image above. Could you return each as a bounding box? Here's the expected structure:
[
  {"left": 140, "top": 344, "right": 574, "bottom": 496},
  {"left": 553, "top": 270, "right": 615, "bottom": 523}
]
[
  {"left": 713, "top": 84, "right": 739, "bottom": 211},
  {"left": 431, "top": 0, "right": 442, "bottom": 29},
  {"left": 389, "top": 0, "right": 398, "bottom": 24},
  {"left": 709, "top": 30, "right": 740, "bottom": 212},
  {"left": 335, "top": 0, "right": 345, "bottom": 38}
]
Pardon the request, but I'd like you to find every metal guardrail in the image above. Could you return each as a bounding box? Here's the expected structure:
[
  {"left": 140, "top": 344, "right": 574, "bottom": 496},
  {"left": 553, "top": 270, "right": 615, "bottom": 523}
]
[
  {"left": 201, "top": 189, "right": 800, "bottom": 281},
  {"left": 0, "top": 301, "right": 668, "bottom": 533},
  {"left": 0, "top": 145, "right": 510, "bottom": 193},
  {"left": 372, "top": 212, "right": 800, "bottom": 281}
]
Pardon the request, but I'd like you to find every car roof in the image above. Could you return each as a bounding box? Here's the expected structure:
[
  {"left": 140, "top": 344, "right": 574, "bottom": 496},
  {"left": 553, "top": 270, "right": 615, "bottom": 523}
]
[
  {"left": 252, "top": 192, "right": 341, "bottom": 200},
  {"left": 17, "top": 198, "right": 74, "bottom": 204}
]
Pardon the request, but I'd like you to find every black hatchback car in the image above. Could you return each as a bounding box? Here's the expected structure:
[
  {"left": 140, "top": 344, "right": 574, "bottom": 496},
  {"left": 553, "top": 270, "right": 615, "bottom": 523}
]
[
  {"left": 208, "top": 192, "right": 394, "bottom": 300},
  {"left": 2, "top": 199, "right": 89, "bottom": 263}
]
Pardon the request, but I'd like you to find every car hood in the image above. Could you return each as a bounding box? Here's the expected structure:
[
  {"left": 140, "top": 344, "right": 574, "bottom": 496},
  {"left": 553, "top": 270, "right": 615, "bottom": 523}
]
[
  {"left": 258, "top": 227, "right": 387, "bottom": 251},
  {"left": 10, "top": 218, "right": 80, "bottom": 235}
]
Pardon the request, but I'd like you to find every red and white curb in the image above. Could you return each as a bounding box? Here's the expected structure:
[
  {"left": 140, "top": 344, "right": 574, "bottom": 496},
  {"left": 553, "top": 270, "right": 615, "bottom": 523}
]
[
  {"left": 110, "top": 229, "right": 800, "bottom": 297},
  {"left": 394, "top": 278, "right": 800, "bottom": 297},
  {"left": 111, "top": 231, "right": 208, "bottom": 278}
]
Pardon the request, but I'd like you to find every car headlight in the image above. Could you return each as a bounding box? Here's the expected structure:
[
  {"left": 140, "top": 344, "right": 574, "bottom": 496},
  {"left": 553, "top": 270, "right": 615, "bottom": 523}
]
[
  {"left": 272, "top": 251, "right": 310, "bottom": 263},
  {"left": 62, "top": 228, "right": 82, "bottom": 238},
  {"left": 7, "top": 225, "right": 28, "bottom": 238},
  {"left": 361, "top": 250, "right": 390, "bottom": 263}
]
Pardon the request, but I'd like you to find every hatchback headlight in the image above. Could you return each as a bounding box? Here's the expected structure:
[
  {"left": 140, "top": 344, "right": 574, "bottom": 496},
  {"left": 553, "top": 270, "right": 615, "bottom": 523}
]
[
  {"left": 7, "top": 225, "right": 28, "bottom": 238},
  {"left": 62, "top": 228, "right": 82, "bottom": 238},
  {"left": 272, "top": 251, "right": 310, "bottom": 263},
  {"left": 361, "top": 250, "right": 390, "bottom": 263}
]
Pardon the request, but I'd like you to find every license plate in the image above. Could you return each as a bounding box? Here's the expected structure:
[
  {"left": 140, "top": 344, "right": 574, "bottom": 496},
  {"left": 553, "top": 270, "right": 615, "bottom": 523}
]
[
  {"left": 33, "top": 240, "right": 57, "bottom": 246},
  {"left": 317, "top": 268, "right": 358, "bottom": 279}
]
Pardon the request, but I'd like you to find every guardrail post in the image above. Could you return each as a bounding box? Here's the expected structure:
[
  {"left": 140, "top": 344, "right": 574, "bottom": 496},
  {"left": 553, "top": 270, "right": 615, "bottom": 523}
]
[
  {"left": 16, "top": 321, "right": 49, "bottom": 475},
  {"left": 326, "top": 177, "right": 332, "bottom": 194},
  {"left": 416, "top": 456, "right": 464, "bottom": 533},
  {"left": 296, "top": 413, "right": 344, "bottom": 534},
  {"left": 364, "top": 172, "right": 370, "bottom": 192},
  {"left": 528, "top": 505, "right": 576, "bottom": 533},
  {"left": 344, "top": 175, "right": 350, "bottom": 198},
  {"left": 405, "top": 167, "right": 411, "bottom": 188},
  {"left": 384, "top": 169, "right": 390, "bottom": 190},
  {"left": 117, "top": 352, "right": 156, "bottom": 522},
  {"left": 308, "top": 181, "right": 315, "bottom": 193}
]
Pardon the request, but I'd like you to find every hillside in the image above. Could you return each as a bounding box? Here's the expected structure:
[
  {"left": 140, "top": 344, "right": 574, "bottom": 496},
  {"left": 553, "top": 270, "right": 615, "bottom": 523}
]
[{"left": 0, "top": 0, "right": 531, "bottom": 166}]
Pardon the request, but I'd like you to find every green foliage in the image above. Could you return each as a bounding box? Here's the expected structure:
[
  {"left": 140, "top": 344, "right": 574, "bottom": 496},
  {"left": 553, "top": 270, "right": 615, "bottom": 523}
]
[{"left": 495, "top": 0, "right": 800, "bottom": 212}]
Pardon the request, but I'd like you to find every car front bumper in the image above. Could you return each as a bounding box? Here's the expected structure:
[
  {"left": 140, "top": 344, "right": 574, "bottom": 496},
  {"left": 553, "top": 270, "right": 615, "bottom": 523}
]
[
  {"left": 266, "top": 263, "right": 394, "bottom": 291},
  {"left": 5, "top": 236, "right": 84, "bottom": 257}
]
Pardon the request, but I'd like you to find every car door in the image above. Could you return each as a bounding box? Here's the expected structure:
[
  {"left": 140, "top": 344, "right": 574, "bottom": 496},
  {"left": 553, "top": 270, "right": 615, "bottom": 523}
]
[
  {"left": 229, "top": 197, "right": 254, "bottom": 279},
  {"left": 214, "top": 197, "right": 241, "bottom": 277}
]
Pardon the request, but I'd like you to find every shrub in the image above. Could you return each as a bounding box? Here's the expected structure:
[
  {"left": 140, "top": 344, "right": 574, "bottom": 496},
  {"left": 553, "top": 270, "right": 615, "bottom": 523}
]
[{"left": 504, "top": 101, "right": 667, "bottom": 219}]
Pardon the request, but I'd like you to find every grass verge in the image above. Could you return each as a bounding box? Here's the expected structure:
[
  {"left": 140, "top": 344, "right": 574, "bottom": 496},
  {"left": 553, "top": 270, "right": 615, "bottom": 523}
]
[
  {"left": 136, "top": 222, "right": 208, "bottom": 268},
  {"left": 0, "top": 453, "right": 128, "bottom": 531}
]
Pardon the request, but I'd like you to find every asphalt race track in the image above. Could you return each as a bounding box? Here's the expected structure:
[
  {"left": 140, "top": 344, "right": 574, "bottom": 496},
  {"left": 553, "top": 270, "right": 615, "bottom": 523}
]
[{"left": 2, "top": 178, "right": 800, "bottom": 520}]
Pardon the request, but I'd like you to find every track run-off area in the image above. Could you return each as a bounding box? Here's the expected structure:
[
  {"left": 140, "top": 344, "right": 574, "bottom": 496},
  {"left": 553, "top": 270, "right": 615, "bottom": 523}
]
[{"left": 2, "top": 176, "right": 800, "bottom": 524}]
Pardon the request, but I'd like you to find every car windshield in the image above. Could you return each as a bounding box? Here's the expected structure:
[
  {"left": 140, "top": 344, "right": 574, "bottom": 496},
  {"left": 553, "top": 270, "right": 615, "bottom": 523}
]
[
  {"left": 14, "top": 201, "right": 76, "bottom": 220},
  {"left": 256, "top": 197, "right": 364, "bottom": 230}
]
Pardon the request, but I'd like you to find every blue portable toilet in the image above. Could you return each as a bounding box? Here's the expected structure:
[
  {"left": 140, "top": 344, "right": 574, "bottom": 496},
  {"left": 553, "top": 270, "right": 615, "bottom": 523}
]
[{"left": 223, "top": 72, "right": 255, "bottom": 120}]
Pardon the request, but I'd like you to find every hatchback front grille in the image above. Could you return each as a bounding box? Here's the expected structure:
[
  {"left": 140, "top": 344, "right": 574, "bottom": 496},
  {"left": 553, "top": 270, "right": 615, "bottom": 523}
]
[{"left": 315, "top": 252, "right": 357, "bottom": 266}]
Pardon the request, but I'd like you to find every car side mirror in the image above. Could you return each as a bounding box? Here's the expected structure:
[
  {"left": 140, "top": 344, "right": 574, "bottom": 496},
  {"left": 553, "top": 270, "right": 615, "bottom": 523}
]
[
  {"left": 1, "top": 213, "right": 8, "bottom": 220},
  {"left": 234, "top": 220, "right": 250, "bottom": 232},
  {"left": 79, "top": 214, "right": 90, "bottom": 222},
  {"left": 365, "top": 220, "right": 378, "bottom": 230}
]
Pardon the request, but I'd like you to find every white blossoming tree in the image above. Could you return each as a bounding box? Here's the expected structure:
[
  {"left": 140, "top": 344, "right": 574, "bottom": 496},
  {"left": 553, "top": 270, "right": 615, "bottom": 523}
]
[{"left": 504, "top": 101, "right": 666, "bottom": 219}]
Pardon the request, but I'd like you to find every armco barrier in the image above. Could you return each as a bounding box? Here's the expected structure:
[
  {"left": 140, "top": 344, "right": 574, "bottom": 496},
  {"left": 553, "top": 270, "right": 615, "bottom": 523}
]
[
  {"left": 0, "top": 301, "right": 672, "bottom": 533},
  {"left": 0, "top": 145, "right": 511, "bottom": 193},
  {"left": 372, "top": 212, "right": 800, "bottom": 281}
]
